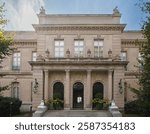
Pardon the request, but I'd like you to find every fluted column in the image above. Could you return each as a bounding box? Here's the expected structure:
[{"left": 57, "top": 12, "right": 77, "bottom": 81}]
[
  {"left": 108, "top": 70, "right": 113, "bottom": 101},
  {"left": 44, "top": 70, "right": 49, "bottom": 101},
  {"left": 85, "top": 69, "right": 92, "bottom": 110},
  {"left": 64, "top": 69, "right": 70, "bottom": 110}
]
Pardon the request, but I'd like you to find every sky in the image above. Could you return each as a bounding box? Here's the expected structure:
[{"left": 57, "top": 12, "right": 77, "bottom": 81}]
[{"left": 1, "top": 0, "right": 149, "bottom": 31}]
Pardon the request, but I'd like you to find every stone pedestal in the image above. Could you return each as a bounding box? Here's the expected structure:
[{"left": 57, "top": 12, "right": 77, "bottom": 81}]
[
  {"left": 109, "top": 100, "right": 122, "bottom": 117},
  {"left": 33, "top": 100, "right": 48, "bottom": 117}
]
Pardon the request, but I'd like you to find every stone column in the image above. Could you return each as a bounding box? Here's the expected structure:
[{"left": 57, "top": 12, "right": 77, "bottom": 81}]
[
  {"left": 108, "top": 70, "right": 113, "bottom": 101},
  {"left": 44, "top": 70, "right": 49, "bottom": 101},
  {"left": 64, "top": 69, "right": 70, "bottom": 110},
  {"left": 85, "top": 70, "right": 92, "bottom": 110}
]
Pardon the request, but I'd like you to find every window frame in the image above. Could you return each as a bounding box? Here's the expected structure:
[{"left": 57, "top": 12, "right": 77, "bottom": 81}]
[
  {"left": 120, "top": 51, "right": 127, "bottom": 61},
  {"left": 74, "top": 39, "right": 84, "bottom": 57},
  {"left": 12, "top": 52, "right": 21, "bottom": 70},
  {"left": 32, "top": 51, "right": 37, "bottom": 61},
  {"left": 94, "top": 39, "right": 104, "bottom": 58},
  {"left": 11, "top": 82, "right": 19, "bottom": 98},
  {"left": 54, "top": 40, "right": 64, "bottom": 58}
]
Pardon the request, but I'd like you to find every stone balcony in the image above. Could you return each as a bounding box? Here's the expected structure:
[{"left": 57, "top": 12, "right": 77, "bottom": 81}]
[{"left": 29, "top": 55, "right": 128, "bottom": 71}]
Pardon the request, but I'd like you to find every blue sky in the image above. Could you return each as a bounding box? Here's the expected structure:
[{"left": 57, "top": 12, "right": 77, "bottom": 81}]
[{"left": 1, "top": 0, "right": 149, "bottom": 31}]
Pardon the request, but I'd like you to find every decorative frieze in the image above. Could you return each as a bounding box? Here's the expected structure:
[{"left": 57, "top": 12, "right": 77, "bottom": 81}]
[
  {"left": 121, "top": 39, "right": 147, "bottom": 48},
  {"left": 33, "top": 24, "right": 126, "bottom": 32},
  {"left": 11, "top": 40, "right": 37, "bottom": 48}
]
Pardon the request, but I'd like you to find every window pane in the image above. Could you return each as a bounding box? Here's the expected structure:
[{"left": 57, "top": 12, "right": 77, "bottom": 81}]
[
  {"left": 74, "top": 40, "right": 84, "bottom": 57},
  {"left": 94, "top": 40, "right": 104, "bottom": 57},
  {"left": 121, "top": 52, "right": 127, "bottom": 61},
  {"left": 12, "top": 52, "right": 20, "bottom": 70},
  {"left": 59, "top": 41, "right": 64, "bottom": 46},
  {"left": 54, "top": 40, "right": 64, "bottom": 58}
]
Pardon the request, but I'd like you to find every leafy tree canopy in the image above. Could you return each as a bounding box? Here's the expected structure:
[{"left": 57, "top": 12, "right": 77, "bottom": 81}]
[{"left": 131, "top": 2, "right": 150, "bottom": 116}]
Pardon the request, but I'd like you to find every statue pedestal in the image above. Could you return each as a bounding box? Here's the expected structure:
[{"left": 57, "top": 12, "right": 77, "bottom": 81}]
[
  {"left": 109, "top": 100, "right": 122, "bottom": 117},
  {"left": 33, "top": 100, "right": 48, "bottom": 117}
]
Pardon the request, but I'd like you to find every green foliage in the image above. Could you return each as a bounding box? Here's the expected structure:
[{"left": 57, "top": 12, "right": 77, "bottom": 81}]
[
  {"left": 0, "top": 96, "right": 22, "bottom": 117},
  {"left": 45, "top": 98, "right": 64, "bottom": 110},
  {"left": 125, "top": 100, "right": 140, "bottom": 114},
  {"left": 130, "top": 2, "right": 150, "bottom": 116},
  {"left": 0, "top": 85, "right": 9, "bottom": 96},
  {"left": 0, "top": 31, "right": 13, "bottom": 61},
  {"left": 92, "top": 97, "right": 109, "bottom": 110},
  {"left": 0, "top": 3, "right": 8, "bottom": 28},
  {"left": 46, "top": 98, "right": 64, "bottom": 105},
  {"left": 0, "top": 3, "right": 13, "bottom": 61}
]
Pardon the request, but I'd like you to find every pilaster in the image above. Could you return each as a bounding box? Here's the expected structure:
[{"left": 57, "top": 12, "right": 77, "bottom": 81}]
[
  {"left": 85, "top": 69, "right": 92, "bottom": 110},
  {"left": 44, "top": 70, "right": 49, "bottom": 101},
  {"left": 108, "top": 69, "right": 113, "bottom": 101},
  {"left": 64, "top": 69, "right": 70, "bottom": 110}
]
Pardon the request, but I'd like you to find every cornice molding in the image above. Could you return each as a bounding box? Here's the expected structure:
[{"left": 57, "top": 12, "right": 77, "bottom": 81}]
[{"left": 33, "top": 24, "right": 126, "bottom": 32}]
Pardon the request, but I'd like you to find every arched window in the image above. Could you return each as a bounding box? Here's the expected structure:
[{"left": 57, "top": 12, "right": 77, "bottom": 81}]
[
  {"left": 92, "top": 82, "right": 104, "bottom": 109},
  {"left": 53, "top": 82, "right": 64, "bottom": 109}
]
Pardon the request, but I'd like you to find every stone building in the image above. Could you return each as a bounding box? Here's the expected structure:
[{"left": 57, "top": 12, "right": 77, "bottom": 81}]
[{"left": 0, "top": 8, "right": 146, "bottom": 111}]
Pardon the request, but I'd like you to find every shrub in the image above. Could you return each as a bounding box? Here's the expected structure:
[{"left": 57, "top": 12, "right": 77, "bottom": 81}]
[
  {"left": 45, "top": 98, "right": 64, "bottom": 110},
  {"left": 0, "top": 96, "right": 22, "bottom": 117},
  {"left": 125, "top": 100, "right": 140, "bottom": 114}
]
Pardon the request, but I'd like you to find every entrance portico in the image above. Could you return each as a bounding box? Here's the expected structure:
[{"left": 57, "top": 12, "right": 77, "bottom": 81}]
[{"left": 30, "top": 58, "right": 127, "bottom": 111}]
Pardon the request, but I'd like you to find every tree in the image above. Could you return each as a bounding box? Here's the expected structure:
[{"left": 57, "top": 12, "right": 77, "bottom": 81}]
[
  {"left": 0, "top": 3, "right": 13, "bottom": 94},
  {"left": 134, "top": 2, "right": 150, "bottom": 116},
  {"left": 0, "top": 3, "right": 13, "bottom": 62}
]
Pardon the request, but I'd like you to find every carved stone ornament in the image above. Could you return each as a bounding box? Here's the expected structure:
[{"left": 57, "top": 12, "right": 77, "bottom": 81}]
[
  {"left": 36, "top": 54, "right": 45, "bottom": 61},
  {"left": 113, "top": 6, "right": 120, "bottom": 15},
  {"left": 45, "top": 49, "right": 50, "bottom": 59},
  {"left": 39, "top": 6, "right": 45, "bottom": 14},
  {"left": 33, "top": 78, "right": 39, "bottom": 94},
  {"left": 66, "top": 49, "right": 70, "bottom": 58},
  {"left": 87, "top": 49, "right": 91, "bottom": 57},
  {"left": 108, "top": 49, "right": 112, "bottom": 58}
]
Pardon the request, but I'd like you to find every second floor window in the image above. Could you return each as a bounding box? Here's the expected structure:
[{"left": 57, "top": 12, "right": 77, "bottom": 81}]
[
  {"left": 94, "top": 40, "right": 103, "bottom": 57},
  {"left": 32, "top": 52, "right": 37, "bottom": 61},
  {"left": 12, "top": 52, "right": 20, "bottom": 70},
  {"left": 74, "top": 40, "right": 84, "bottom": 57},
  {"left": 55, "top": 40, "right": 64, "bottom": 58}
]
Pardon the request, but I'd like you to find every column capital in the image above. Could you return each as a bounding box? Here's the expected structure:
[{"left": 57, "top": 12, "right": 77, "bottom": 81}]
[
  {"left": 87, "top": 69, "right": 92, "bottom": 73},
  {"left": 65, "top": 69, "right": 70, "bottom": 73},
  {"left": 44, "top": 70, "right": 49, "bottom": 73},
  {"left": 108, "top": 69, "right": 114, "bottom": 73}
]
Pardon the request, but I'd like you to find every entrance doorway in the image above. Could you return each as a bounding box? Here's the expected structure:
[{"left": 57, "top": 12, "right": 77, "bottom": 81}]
[
  {"left": 73, "top": 82, "right": 84, "bottom": 109},
  {"left": 53, "top": 82, "right": 64, "bottom": 109},
  {"left": 92, "top": 82, "right": 104, "bottom": 109}
]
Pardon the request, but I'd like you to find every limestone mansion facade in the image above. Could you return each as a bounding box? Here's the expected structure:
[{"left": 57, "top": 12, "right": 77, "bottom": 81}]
[{"left": 0, "top": 8, "right": 145, "bottom": 111}]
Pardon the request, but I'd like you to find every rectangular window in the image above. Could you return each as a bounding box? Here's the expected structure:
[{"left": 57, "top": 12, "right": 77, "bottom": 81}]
[
  {"left": 32, "top": 52, "right": 37, "bottom": 61},
  {"left": 55, "top": 40, "right": 64, "bottom": 57},
  {"left": 11, "top": 82, "right": 19, "bottom": 98},
  {"left": 120, "top": 51, "right": 127, "bottom": 61},
  {"left": 94, "top": 40, "right": 103, "bottom": 57},
  {"left": 74, "top": 40, "right": 84, "bottom": 57},
  {"left": 12, "top": 52, "right": 20, "bottom": 70}
]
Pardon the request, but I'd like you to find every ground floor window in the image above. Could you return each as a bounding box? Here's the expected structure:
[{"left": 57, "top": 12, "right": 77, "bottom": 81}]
[{"left": 11, "top": 82, "right": 19, "bottom": 98}]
